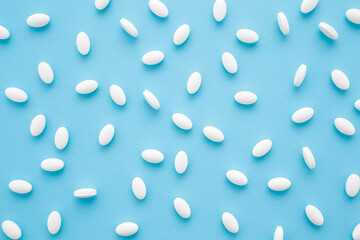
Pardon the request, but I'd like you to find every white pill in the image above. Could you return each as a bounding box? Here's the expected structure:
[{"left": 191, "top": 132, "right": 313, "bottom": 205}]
[
  {"left": 55, "top": 127, "right": 69, "bottom": 150},
  {"left": 213, "top": 0, "right": 227, "bottom": 22},
  {"left": 222, "top": 212, "right": 239, "bottom": 234},
  {"left": 41, "top": 158, "right": 64, "bottom": 172},
  {"left": 76, "top": 32, "right": 90, "bottom": 55},
  {"left": 226, "top": 170, "right": 248, "bottom": 186},
  {"left": 174, "top": 197, "right": 191, "bottom": 219},
  {"left": 9, "top": 180, "right": 32, "bottom": 194},
  {"left": 292, "top": 107, "right": 314, "bottom": 123},
  {"left": 294, "top": 64, "right": 307, "bottom": 87},
  {"left": 148, "top": 0, "right": 168, "bottom": 18},
  {"left": 346, "top": 9, "right": 360, "bottom": 25},
  {"left": 173, "top": 24, "right": 190, "bottom": 46},
  {"left": 302, "top": 147, "right": 315, "bottom": 169},
  {"left": 132, "top": 177, "right": 146, "bottom": 200},
  {"left": 175, "top": 151, "right": 188, "bottom": 174},
  {"left": 274, "top": 226, "right": 284, "bottom": 240},
  {"left": 27, "top": 13, "right": 50, "bottom": 28},
  {"left": 76, "top": 80, "right": 98, "bottom": 94},
  {"left": 2, "top": 220, "right": 22, "bottom": 240},
  {"left": 110, "top": 85, "right": 126, "bottom": 106},
  {"left": 116, "top": 222, "right": 138, "bottom": 236},
  {"left": 353, "top": 223, "right": 360, "bottom": 240},
  {"left": 252, "top": 139, "right": 272, "bottom": 157},
  {"left": 99, "top": 124, "right": 115, "bottom": 146},
  {"left": 268, "top": 177, "right": 291, "bottom": 191},
  {"left": 5, "top": 87, "right": 28, "bottom": 103},
  {"left": 120, "top": 18, "right": 138, "bottom": 37},
  {"left": 30, "top": 114, "right": 46, "bottom": 136},
  {"left": 95, "top": 0, "right": 110, "bottom": 10},
  {"left": 142, "top": 149, "right": 164, "bottom": 163},
  {"left": 222, "top": 52, "right": 237, "bottom": 74},
  {"left": 331, "top": 69, "right": 350, "bottom": 90},
  {"left": 300, "top": 0, "right": 319, "bottom": 14},
  {"left": 346, "top": 174, "right": 360, "bottom": 197},
  {"left": 142, "top": 51, "right": 164, "bottom": 65},
  {"left": 172, "top": 113, "right": 192, "bottom": 130},
  {"left": 277, "top": 12, "right": 289, "bottom": 35},
  {"left": 319, "top": 22, "right": 338, "bottom": 40},
  {"left": 203, "top": 126, "right": 224, "bottom": 142},
  {"left": 143, "top": 90, "right": 160, "bottom": 110},
  {"left": 38, "top": 62, "right": 54, "bottom": 84},
  {"left": 234, "top": 91, "right": 257, "bottom": 105},
  {"left": 0, "top": 25, "right": 10, "bottom": 40},
  {"left": 187, "top": 72, "right": 201, "bottom": 94},
  {"left": 47, "top": 211, "right": 61, "bottom": 235},
  {"left": 355, "top": 100, "right": 360, "bottom": 111},
  {"left": 236, "top": 29, "right": 259, "bottom": 44},
  {"left": 305, "top": 205, "right": 324, "bottom": 226},
  {"left": 74, "top": 188, "right": 97, "bottom": 198},
  {"left": 334, "top": 118, "right": 355, "bottom": 136}
]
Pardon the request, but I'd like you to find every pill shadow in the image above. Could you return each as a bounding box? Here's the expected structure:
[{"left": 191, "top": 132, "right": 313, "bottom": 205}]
[
  {"left": 233, "top": 101, "right": 257, "bottom": 110},
  {"left": 267, "top": 188, "right": 291, "bottom": 196},
  {"left": 27, "top": 24, "right": 50, "bottom": 33},
  {"left": 318, "top": 31, "right": 337, "bottom": 45},
  {"left": 220, "top": 220, "right": 241, "bottom": 238},
  {"left": 345, "top": 19, "right": 360, "bottom": 29},
  {"left": 114, "top": 231, "right": 138, "bottom": 239},
  {"left": 76, "top": 90, "right": 98, "bottom": 99},
  {"left": 0, "top": 38, "right": 10, "bottom": 44},
  {"left": 333, "top": 125, "right": 354, "bottom": 139},
  {"left": 10, "top": 190, "right": 33, "bottom": 198},
  {"left": 291, "top": 119, "right": 314, "bottom": 129},
  {"left": 235, "top": 39, "right": 259, "bottom": 49},
  {"left": 202, "top": 135, "right": 224, "bottom": 146},
  {"left": 41, "top": 169, "right": 64, "bottom": 177},
  {"left": 74, "top": 196, "right": 97, "bottom": 205},
  {"left": 118, "top": 28, "right": 139, "bottom": 43},
  {"left": 329, "top": 78, "right": 348, "bottom": 95},
  {"left": 304, "top": 214, "right": 324, "bottom": 230}
]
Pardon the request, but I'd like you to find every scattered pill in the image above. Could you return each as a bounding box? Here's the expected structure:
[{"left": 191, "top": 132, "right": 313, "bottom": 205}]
[
  {"left": 222, "top": 212, "right": 239, "bottom": 234},
  {"left": 132, "top": 177, "right": 146, "bottom": 200},
  {"left": 2, "top": 220, "right": 22, "bottom": 240},
  {"left": 5, "top": 87, "right": 28, "bottom": 103},
  {"left": 355, "top": 100, "right": 360, "bottom": 111},
  {"left": 99, "top": 124, "right": 115, "bottom": 146},
  {"left": 252, "top": 139, "right": 272, "bottom": 157},
  {"left": 120, "top": 18, "right": 138, "bottom": 37},
  {"left": 319, "top": 22, "right": 338, "bottom": 40},
  {"left": 142, "top": 149, "right": 164, "bottom": 163},
  {"left": 277, "top": 12, "right": 289, "bottom": 35},
  {"left": 302, "top": 147, "right": 315, "bottom": 169},
  {"left": 38, "top": 62, "right": 54, "bottom": 84},
  {"left": 213, "top": 0, "right": 227, "bottom": 22},
  {"left": 222, "top": 52, "right": 237, "bottom": 74},
  {"left": 203, "top": 126, "right": 224, "bottom": 142},
  {"left": 346, "top": 9, "right": 360, "bottom": 25},
  {"left": 305, "top": 205, "right": 324, "bottom": 226},
  {"left": 0, "top": 25, "right": 10, "bottom": 39},
  {"left": 291, "top": 107, "right": 314, "bottom": 123},
  {"left": 47, "top": 211, "right": 61, "bottom": 235},
  {"left": 76, "top": 80, "right": 98, "bottom": 94},
  {"left": 41, "top": 158, "right": 64, "bottom": 172},
  {"left": 234, "top": 91, "right": 257, "bottom": 105},
  {"left": 110, "top": 85, "right": 126, "bottom": 106},
  {"left": 55, "top": 127, "right": 69, "bottom": 150},
  {"left": 143, "top": 90, "right": 160, "bottom": 110},
  {"left": 76, "top": 32, "right": 90, "bottom": 55},
  {"left": 268, "top": 177, "right": 291, "bottom": 191},
  {"left": 293, "top": 64, "right": 307, "bottom": 87},
  {"left": 175, "top": 151, "right": 188, "bottom": 174},
  {"left": 142, "top": 51, "right": 164, "bottom": 65},
  {"left": 30, "top": 114, "right": 46, "bottom": 136},
  {"left": 236, "top": 29, "right": 259, "bottom": 44},
  {"left": 274, "top": 226, "right": 284, "bottom": 240},
  {"left": 334, "top": 118, "right": 355, "bottom": 136},
  {"left": 27, "top": 13, "right": 50, "bottom": 28},
  {"left": 300, "top": 0, "right": 319, "bottom": 14},
  {"left": 149, "top": 0, "right": 168, "bottom": 18},
  {"left": 95, "top": 0, "right": 110, "bottom": 10},
  {"left": 346, "top": 174, "right": 360, "bottom": 197},
  {"left": 187, "top": 72, "right": 201, "bottom": 94},
  {"left": 9, "top": 180, "right": 32, "bottom": 194},
  {"left": 116, "top": 222, "right": 138, "bottom": 236},
  {"left": 174, "top": 197, "right": 191, "bottom": 219},
  {"left": 74, "top": 188, "right": 97, "bottom": 198},
  {"left": 173, "top": 24, "right": 190, "bottom": 46},
  {"left": 172, "top": 113, "right": 192, "bottom": 130},
  {"left": 353, "top": 223, "right": 360, "bottom": 240},
  {"left": 331, "top": 69, "right": 350, "bottom": 90},
  {"left": 226, "top": 170, "right": 248, "bottom": 186}
]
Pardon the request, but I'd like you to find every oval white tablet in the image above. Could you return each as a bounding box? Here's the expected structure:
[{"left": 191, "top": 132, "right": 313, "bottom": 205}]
[
  {"left": 173, "top": 24, "right": 190, "bottom": 46},
  {"left": 305, "top": 205, "right": 324, "bottom": 226},
  {"left": 76, "top": 32, "right": 90, "bottom": 55},
  {"left": 0, "top": 25, "right": 10, "bottom": 40},
  {"left": 226, "top": 170, "right": 248, "bottom": 186},
  {"left": 213, "top": 0, "right": 227, "bottom": 22},
  {"left": 234, "top": 91, "right": 257, "bottom": 105},
  {"left": 291, "top": 107, "right": 314, "bottom": 123},
  {"left": 300, "top": 0, "right": 319, "bottom": 14},
  {"left": 353, "top": 223, "right": 360, "bottom": 240},
  {"left": 76, "top": 80, "right": 98, "bottom": 94},
  {"left": 120, "top": 18, "right": 138, "bottom": 37},
  {"left": 319, "top": 22, "right": 338, "bottom": 40},
  {"left": 294, "top": 64, "right": 307, "bottom": 87},
  {"left": 41, "top": 158, "right": 64, "bottom": 172},
  {"left": 30, "top": 114, "right": 46, "bottom": 136},
  {"left": 38, "top": 62, "right": 54, "bottom": 84},
  {"left": 2, "top": 220, "right": 22, "bottom": 240},
  {"left": 222, "top": 52, "right": 237, "bottom": 74},
  {"left": 345, "top": 174, "right": 360, "bottom": 197},
  {"left": 236, "top": 29, "right": 259, "bottom": 44},
  {"left": 116, "top": 222, "right": 138, "bottom": 236},
  {"left": 99, "top": 124, "right": 115, "bottom": 146},
  {"left": 203, "top": 126, "right": 224, "bottom": 142},
  {"left": 274, "top": 226, "right": 284, "bottom": 240},
  {"left": 74, "top": 188, "right": 97, "bottom": 198},
  {"left": 142, "top": 149, "right": 164, "bottom": 163},
  {"left": 172, "top": 113, "right": 192, "bottom": 130},
  {"left": 252, "top": 139, "right": 272, "bottom": 157},
  {"left": 5, "top": 87, "right": 28, "bottom": 103},
  {"left": 175, "top": 151, "right": 188, "bottom": 174},
  {"left": 187, "top": 72, "right": 201, "bottom": 94},
  {"left": 302, "top": 147, "right": 315, "bottom": 169},
  {"left": 334, "top": 118, "right": 355, "bottom": 136},
  {"left": 47, "top": 211, "right": 61, "bottom": 235},
  {"left": 268, "top": 177, "right": 291, "bottom": 191},
  {"left": 132, "top": 177, "right": 146, "bottom": 200},
  {"left": 148, "top": 0, "right": 168, "bottom": 18},
  {"left": 355, "top": 100, "right": 360, "bottom": 111},
  {"left": 174, "top": 197, "right": 191, "bottom": 219},
  {"left": 27, "top": 13, "right": 50, "bottom": 27},
  {"left": 95, "top": 0, "right": 110, "bottom": 10},
  {"left": 9, "top": 180, "right": 32, "bottom": 194},
  {"left": 55, "top": 127, "right": 69, "bottom": 150},
  {"left": 277, "top": 12, "right": 289, "bottom": 35},
  {"left": 143, "top": 90, "right": 160, "bottom": 110},
  {"left": 331, "top": 69, "right": 350, "bottom": 90},
  {"left": 346, "top": 9, "right": 360, "bottom": 25},
  {"left": 110, "top": 85, "right": 126, "bottom": 106},
  {"left": 222, "top": 212, "right": 239, "bottom": 234},
  {"left": 142, "top": 51, "right": 164, "bottom": 65}
]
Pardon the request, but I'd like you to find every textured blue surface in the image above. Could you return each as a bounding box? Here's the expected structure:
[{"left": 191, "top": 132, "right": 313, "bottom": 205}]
[{"left": 1, "top": 0, "right": 360, "bottom": 239}]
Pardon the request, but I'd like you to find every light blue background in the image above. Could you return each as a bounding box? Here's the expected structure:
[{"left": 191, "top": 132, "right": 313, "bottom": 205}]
[{"left": 1, "top": 0, "right": 360, "bottom": 239}]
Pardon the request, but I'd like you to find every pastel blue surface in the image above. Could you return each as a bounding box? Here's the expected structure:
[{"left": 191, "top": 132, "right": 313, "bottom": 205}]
[{"left": 1, "top": 0, "right": 360, "bottom": 239}]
